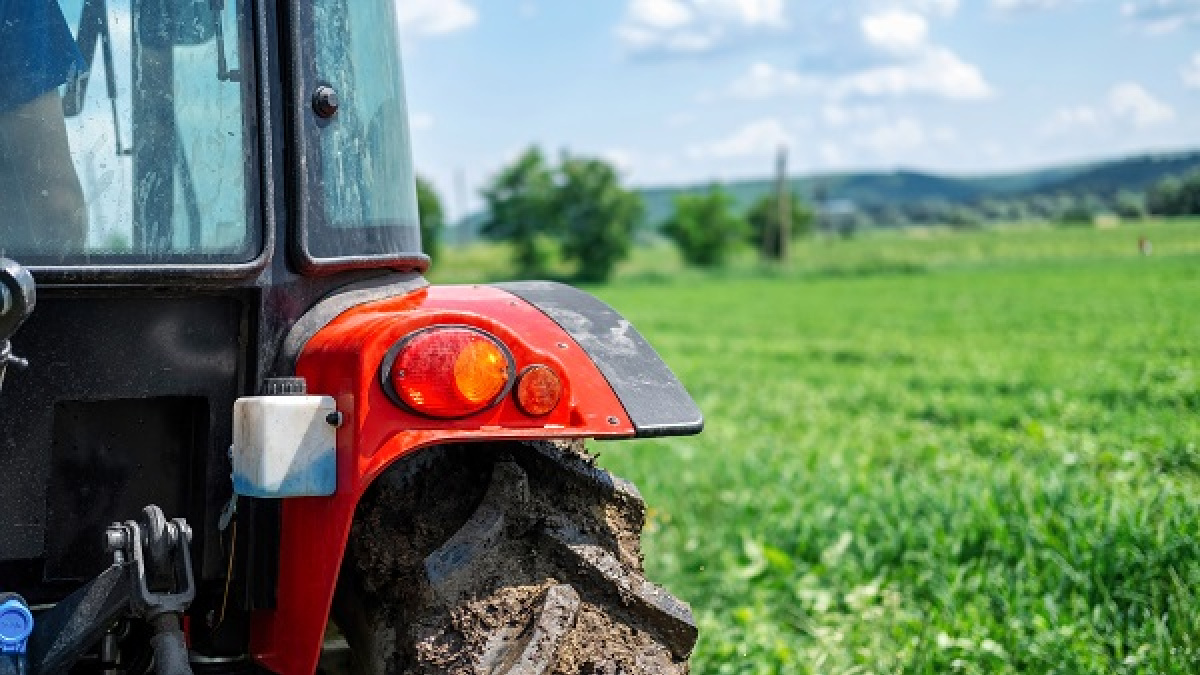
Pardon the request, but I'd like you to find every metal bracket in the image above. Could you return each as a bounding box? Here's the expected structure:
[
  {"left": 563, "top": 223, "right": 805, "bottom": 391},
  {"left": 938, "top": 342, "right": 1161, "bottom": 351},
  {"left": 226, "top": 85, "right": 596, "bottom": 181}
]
[
  {"left": 106, "top": 506, "right": 196, "bottom": 620},
  {"left": 24, "top": 506, "right": 196, "bottom": 674},
  {"left": 106, "top": 506, "right": 196, "bottom": 675}
]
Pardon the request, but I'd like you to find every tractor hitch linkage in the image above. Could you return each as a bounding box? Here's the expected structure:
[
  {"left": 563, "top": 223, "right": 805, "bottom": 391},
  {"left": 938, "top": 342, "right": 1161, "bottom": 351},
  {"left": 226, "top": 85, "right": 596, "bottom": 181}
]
[{"left": 2, "top": 505, "right": 197, "bottom": 675}]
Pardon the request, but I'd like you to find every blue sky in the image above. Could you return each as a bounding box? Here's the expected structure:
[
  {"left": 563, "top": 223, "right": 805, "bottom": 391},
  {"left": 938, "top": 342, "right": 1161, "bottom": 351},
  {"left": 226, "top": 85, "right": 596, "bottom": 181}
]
[{"left": 398, "top": 0, "right": 1200, "bottom": 218}]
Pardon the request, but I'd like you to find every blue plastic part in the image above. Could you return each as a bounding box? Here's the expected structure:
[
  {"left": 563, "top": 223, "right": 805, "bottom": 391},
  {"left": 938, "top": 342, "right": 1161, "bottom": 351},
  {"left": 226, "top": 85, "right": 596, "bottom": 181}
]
[{"left": 0, "top": 597, "right": 32, "bottom": 654}]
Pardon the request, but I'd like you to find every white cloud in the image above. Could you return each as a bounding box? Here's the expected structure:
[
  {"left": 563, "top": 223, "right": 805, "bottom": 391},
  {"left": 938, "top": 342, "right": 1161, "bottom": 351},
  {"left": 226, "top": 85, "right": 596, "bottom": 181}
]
[
  {"left": 855, "top": 5, "right": 974, "bottom": 94},
  {"left": 726, "top": 62, "right": 813, "bottom": 99},
  {"left": 1108, "top": 82, "right": 1176, "bottom": 127},
  {"left": 399, "top": 0, "right": 478, "bottom": 37},
  {"left": 1041, "top": 83, "right": 1177, "bottom": 137},
  {"left": 861, "top": 10, "right": 929, "bottom": 54},
  {"left": 910, "top": 0, "right": 961, "bottom": 17},
  {"left": 723, "top": 47, "right": 991, "bottom": 103},
  {"left": 718, "top": 2, "right": 991, "bottom": 104},
  {"left": 697, "top": 0, "right": 786, "bottom": 26},
  {"left": 1036, "top": 104, "right": 1099, "bottom": 135},
  {"left": 688, "top": 118, "right": 794, "bottom": 159},
  {"left": 850, "top": 118, "right": 957, "bottom": 154},
  {"left": 822, "top": 104, "right": 885, "bottom": 127},
  {"left": 627, "top": 0, "right": 694, "bottom": 28},
  {"left": 854, "top": 118, "right": 928, "bottom": 153},
  {"left": 617, "top": 0, "right": 786, "bottom": 55},
  {"left": 834, "top": 47, "right": 993, "bottom": 100},
  {"left": 992, "top": 0, "right": 1075, "bottom": 11},
  {"left": 1121, "top": 0, "right": 1200, "bottom": 33},
  {"left": 1183, "top": 53, "right": 1200, "bottom": 89},
  {"left": 1040, "top": 105, "right": 1101, "bottom": 135}
]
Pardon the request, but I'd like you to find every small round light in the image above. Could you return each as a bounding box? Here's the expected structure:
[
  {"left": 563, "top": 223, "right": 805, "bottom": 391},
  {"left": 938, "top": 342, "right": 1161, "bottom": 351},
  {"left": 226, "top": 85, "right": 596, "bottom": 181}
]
[
  {"left": 515, "top": 365, "right": 563, "bottom": 417},
  {"left": 383, "top": 327, "right": 513, "bottom": 418}
]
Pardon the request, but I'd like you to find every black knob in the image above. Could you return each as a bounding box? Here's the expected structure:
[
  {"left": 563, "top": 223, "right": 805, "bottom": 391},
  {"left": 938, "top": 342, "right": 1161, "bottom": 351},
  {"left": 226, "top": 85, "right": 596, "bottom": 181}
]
[
  {"left": 263, "top": 377, "right": 307, "bottom": 396},
  {"left": 312, "top": 86, "right": 339, "bottom": 119}
]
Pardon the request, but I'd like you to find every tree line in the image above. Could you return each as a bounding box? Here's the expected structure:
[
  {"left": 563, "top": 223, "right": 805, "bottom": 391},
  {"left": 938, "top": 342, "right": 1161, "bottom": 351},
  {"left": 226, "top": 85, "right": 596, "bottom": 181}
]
[
  {"left": 417, "top": 156, "right": 1200, "bottom": 280},
  {"left": 845, "top": 168, "right": 1200, "bottom": 229},
  {"left": 416, "top": 148, "right": 642, "bottom": 282}
]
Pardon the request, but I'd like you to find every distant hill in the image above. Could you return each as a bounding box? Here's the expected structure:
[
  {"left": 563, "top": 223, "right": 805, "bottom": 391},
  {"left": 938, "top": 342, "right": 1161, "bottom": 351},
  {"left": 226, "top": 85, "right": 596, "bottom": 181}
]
[
  {"left": 449, "top": 149, "right": 1200, "bottom": 237},
  {"left": 637, "top": 149, "right": 1200, "bottom": 227}
]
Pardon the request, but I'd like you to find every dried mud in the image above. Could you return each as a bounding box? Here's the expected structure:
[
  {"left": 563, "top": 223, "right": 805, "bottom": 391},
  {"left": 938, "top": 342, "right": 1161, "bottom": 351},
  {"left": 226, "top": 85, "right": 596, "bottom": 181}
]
[{"left": 337, "top": 441, "right": 692, "bottom": 675}]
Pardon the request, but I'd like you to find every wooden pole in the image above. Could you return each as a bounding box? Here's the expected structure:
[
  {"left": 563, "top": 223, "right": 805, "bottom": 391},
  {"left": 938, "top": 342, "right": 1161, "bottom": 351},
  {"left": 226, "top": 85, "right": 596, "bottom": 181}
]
[{"left": 775, "top": 146, "right": 790, "bottom": 262}]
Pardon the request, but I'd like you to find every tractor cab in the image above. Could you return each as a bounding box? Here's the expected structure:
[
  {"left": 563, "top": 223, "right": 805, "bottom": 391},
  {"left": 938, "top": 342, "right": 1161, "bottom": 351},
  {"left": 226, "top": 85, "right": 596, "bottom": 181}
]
[
  {"left": 0, "top": 2, "right": 702, "bottom": 674},
  {"left": 7, "top": 0, "right": 423, "bottom": 271}
]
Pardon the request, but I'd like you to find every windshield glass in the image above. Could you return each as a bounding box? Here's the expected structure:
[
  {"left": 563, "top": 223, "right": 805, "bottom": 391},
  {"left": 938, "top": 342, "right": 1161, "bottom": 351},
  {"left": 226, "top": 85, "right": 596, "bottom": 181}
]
[{"left": 0, "top": 0, "right": 253, "bottom": 265}]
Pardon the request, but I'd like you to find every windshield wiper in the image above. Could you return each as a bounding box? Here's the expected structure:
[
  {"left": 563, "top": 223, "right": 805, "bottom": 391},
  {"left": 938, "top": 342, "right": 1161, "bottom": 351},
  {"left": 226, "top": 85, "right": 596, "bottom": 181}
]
[
  {"left": 211, "top": 0, "right": 241, "bottom": 83},
  {"left": 63, "top": 0, "right": 240, "bottom": 152},
  {"left": 63, "top": 0, "right": 131, "bottom": 156}
]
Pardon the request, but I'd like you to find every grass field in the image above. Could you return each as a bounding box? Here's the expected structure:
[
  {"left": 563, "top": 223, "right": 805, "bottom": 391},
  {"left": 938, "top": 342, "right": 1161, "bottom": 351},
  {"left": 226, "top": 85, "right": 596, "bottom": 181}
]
[{"left": 436, "top": 220, "right": 1200, "bottom": 673}]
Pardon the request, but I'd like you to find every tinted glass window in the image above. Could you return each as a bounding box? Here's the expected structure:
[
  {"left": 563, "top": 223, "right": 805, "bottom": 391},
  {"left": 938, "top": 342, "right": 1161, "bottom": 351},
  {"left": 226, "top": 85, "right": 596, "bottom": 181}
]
[
  {"left": 307, "top": 0, "right": 421, "bottom": 260},
  {"left": 0, "top": 0, "right": 253, "bottom": 265}
]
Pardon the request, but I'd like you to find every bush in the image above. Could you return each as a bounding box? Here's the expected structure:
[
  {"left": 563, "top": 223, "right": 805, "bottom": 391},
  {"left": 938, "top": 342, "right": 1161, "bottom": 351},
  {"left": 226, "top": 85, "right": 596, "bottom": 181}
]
[
  {"left": 1060, "top": 204, "right": 1094, "bottom": 226},
  {"left": 480, "top": 147, "right": 557, "bottom": 277},
  {"left": 553, "top": 156, "right": 642, "bottom": 282},
  {"left": 663, "top": 187, "right": 748, "bottom": 267},
  {"left": 479, "top": 147, "right": 643, "bottom": 281},
  {"left": 746, "top": 192, "right": 814, "bottom": 260},
  {"left": 1114, "top": 190, "right": 1147, "bottom": 220},
  {"left": 416, "top": 176, "right": 444, "bottom": 261}
]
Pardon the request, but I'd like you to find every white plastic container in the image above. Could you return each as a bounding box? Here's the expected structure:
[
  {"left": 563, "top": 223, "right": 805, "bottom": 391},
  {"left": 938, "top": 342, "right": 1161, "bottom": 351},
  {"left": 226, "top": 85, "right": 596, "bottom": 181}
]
[{"left": 231, "top": 395, "right": 338, "bottom": 498}]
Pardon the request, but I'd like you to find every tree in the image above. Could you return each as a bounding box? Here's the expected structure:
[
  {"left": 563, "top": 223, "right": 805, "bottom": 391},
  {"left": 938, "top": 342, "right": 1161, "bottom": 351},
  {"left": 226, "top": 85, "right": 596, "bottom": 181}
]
[
  {"left": 663, "top": 187, "right": 747, "bottom": 267},
  {"left": 552, "top": 156, "right": 643, "bottom": 282},
  {"left": 1147, "top": 175, "right": 1182, "bottom": 215},
  {"left": 1114, "top": 190, "right": 1146, "bottom": 220},
  {"left": 746, "top": 192, "right": 813, "bottom": 260},
  {"left": 480, "top": 147, "right": 556, "bottom": 276},
  {"left": 415, "top": 175, "right": 444, "bottom": 261},
  {"left": 1183, "top": 171, "right": 1200, "bottom": 215},
  {"left": 1147, "top": 170, "right": 1200, "bottom": 216},
  {"left": 1059, "top": 202, "right": 1094, "bottom": 226}
]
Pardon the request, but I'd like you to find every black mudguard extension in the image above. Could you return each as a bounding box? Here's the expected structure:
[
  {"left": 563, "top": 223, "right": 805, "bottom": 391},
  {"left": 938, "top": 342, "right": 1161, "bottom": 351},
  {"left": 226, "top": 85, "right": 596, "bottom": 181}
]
[{"left": 494, "top": 282, "right": 703, "bottom": 438}]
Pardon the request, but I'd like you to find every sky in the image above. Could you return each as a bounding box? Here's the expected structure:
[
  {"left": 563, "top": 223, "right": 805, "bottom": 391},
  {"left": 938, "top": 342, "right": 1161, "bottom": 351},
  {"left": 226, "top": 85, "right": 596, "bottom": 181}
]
[{"left": 397, "top": 0, "right": 1200, "bottom": 219}]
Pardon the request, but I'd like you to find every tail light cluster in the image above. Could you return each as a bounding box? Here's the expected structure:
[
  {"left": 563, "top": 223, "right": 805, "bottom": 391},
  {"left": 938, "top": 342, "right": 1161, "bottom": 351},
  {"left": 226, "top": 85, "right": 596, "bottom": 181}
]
[{"left": 380, "top": 326, "right": 564, "bottom": 419}]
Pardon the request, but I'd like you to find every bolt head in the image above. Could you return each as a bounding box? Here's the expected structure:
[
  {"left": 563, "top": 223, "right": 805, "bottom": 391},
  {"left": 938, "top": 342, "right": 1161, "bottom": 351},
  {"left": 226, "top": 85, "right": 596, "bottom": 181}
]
[
  {"left": 312, "top": 86, "right": 339, "bottom": 119},
  {"left": 105, "top": 527, "right": 128, "bottom": 553}
]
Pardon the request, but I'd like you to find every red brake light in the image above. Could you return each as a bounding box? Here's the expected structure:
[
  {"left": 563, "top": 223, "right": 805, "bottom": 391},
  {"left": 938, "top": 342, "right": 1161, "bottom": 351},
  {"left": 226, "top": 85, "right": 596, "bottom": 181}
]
[{"left": 381, "top": 327, "right": 514, "bottom": 418}]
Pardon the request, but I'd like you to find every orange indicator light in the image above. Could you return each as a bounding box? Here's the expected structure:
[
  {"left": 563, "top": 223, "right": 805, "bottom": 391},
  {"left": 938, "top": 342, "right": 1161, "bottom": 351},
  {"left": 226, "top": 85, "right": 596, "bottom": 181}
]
[{"left": 515, "top": 364, "right": 563, "bottom": 417}]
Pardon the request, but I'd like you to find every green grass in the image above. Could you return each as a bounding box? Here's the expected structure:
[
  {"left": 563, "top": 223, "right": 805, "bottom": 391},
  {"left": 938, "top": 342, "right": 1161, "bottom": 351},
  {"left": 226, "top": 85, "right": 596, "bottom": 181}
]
[{"left": 435, "top": 219, "right": 1200, "bottom": 673}]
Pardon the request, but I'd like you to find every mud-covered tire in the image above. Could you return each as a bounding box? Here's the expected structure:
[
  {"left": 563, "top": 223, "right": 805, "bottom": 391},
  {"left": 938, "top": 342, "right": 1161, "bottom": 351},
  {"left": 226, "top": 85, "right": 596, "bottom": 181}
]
[{"left": 330, "top": 440, "right": 696, "bottom": 675}]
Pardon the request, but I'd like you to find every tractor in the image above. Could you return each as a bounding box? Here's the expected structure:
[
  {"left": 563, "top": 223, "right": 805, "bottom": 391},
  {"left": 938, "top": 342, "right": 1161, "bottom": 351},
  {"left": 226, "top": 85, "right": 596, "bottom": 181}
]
[{"left": 0, "top": 1, "right": 702, "bottom": 673}]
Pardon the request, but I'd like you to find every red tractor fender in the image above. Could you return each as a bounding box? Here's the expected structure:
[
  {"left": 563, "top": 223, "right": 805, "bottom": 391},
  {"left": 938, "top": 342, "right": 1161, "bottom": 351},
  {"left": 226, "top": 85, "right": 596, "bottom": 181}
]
[{"left": 248, "top": 283, "right": 701, "bottom": 674}]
